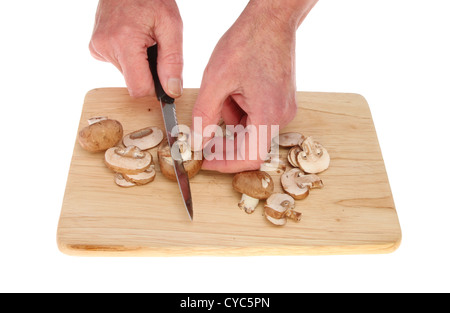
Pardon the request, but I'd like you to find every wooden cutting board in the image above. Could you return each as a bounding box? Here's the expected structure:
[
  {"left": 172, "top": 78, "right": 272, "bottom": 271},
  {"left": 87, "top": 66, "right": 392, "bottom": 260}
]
[{"left": 57, "top": 88, "right": 401, "bottom": 256}]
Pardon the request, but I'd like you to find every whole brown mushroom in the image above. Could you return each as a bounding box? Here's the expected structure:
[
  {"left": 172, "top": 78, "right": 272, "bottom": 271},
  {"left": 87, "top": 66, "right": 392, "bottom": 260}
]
[
  {"left": 232, "top": 171, "right": 274, "bottom": 214},
  {"left": 78, "top": 117, "right": 123, "bottom": 152}
]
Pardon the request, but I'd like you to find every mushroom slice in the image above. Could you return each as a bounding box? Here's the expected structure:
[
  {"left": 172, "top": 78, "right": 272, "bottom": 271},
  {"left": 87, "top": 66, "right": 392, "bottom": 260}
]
[
  {"left": 264, "top": 193, "right": 302, "bottom": 225},
  {"left": 297, "top": 136, "right": 330, "bottom": 174},
  {"left": 273, "top": 132, "right": 306, "bottom": 148},
  {"left": 78, "top": 118, "right": 123, "bottom": 152},
  {"left": 122, "top": 126, "right": 164, "bottom": 150},
  {"left": 157, "top": 141, "right": 203, "bottom": 181},
  {"left": 281, "top": 168, "right": 310, "bottom": 200},
  {"left": 296, "top": 173, "right": 323, "bottom": 189},
  {"left": 114, "top": 173, "right": 136, "bottom": 188},
  {"left": 123, "top": 164, "right": 156, "bottom": 185},
  {"left": 287, "top": 146, "right": 301, "bottom": 168},
  {"left": 281, "top": 168, "right": 323, "bottom": 200},
  {"left": 232, "top": 171, "right": 274, "bottom": 214},
  {"left": 104, "top": 145, "right": 152, "bottom": 174}
]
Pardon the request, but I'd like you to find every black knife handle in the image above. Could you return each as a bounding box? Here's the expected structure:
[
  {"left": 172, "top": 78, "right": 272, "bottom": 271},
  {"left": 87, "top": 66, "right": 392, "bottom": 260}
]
[{"left": 147, "top": 44, "right": 175, "bottom": 104}]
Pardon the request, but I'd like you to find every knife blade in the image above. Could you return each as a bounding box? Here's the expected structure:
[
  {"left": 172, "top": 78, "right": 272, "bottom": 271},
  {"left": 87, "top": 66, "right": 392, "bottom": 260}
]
[{"left": 147, "top": 44, "right": 193, "bottom": 221}]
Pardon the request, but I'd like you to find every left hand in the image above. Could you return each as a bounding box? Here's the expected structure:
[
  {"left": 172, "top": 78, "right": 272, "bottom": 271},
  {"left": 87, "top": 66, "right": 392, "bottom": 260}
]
[{"left": 191, "top": 1, "right": 303, "bottom": 173}]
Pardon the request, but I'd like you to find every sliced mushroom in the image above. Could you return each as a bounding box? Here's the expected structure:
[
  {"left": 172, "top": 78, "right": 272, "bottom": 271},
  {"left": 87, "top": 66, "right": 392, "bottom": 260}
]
[
  {"left": 281, "top": 168, "right": 310, "bottom": 200},
  {"left": 287, "top": 146, "right": 301, "bottom": 168},
  {"left": 114, "top": 173, "right": 136, "bottom": 188},
  {"left": 232, "top": 171, "right": 274, "bottom": 214},
  {"left": 123, "top": 163, "right": 156, "bottom": 185},
  {"left": 157, "top": 141, "right": 203, "bottom": 181},
  {"left": 122, "top": 126, "right": 164, "bottom": 150},
  {"left": 104, "top": 145, "right": 152, "bottom": 174},
  {"left": 297, "top": 136, "right": 330, "bottom": 173},
  {"left": 281, "top": 168, "right": 323, "bottom": 200},
  {"left": 264, "top": 193, "right": 302, "bottom": 226},
  {"left": 78, "top": 117, "right": 123, "bottom": 152},
  {"left": 273, "top": 132, "right": 306, "bottom": 148}
]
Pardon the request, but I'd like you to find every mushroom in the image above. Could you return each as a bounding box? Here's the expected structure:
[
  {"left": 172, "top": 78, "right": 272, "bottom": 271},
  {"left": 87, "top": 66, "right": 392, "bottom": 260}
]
[
  {"left": 123, "top": 163, "right": 156, "bottom": 185},
  {"left": 104, "top": 145, "right": 152, "bottom": 174},
  {"left": 122, "top": 126, "right": 164, "bottom": 150},
  {"left": 232, "top": 171, "right": 274, "bottom": 214},
  {"left": 287, "top": 146, "right": 301, "bottom": 168},
  {"left": 114, "top": 173, "right": 136, "bottom": 188},
  {"left": 297, "top": 136, "right": 330, "bottom": 173},
  {"left": 157, "top": 140, "right": 203, "bottom": 181},
  {"left": 78, "top": 117, "right": 123, "bottom": 152},
  {"left": 272, "top": 132, "right": 305, "bottom": 148},
  {"left": 281, "top": 168, "right": 323, "bottom": 200},
  {"left": 264, "top": 193, "right": 302, "bottom": 226}
]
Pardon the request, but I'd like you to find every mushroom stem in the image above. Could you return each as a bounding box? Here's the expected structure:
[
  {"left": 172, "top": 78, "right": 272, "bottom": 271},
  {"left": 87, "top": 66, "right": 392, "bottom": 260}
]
[
  {"left": 238, "top": 194, "right": 259, "bottom": 214},
  {"left": 286, "top": 210, "right": 302, "bottom": 222}
]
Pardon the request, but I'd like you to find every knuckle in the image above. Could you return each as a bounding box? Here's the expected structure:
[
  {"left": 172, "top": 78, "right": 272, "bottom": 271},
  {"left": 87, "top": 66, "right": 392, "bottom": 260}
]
[
  {"left": 129, "top": 85, "right": 153, "bottom": 98},
  {"left": 90, "top": 33, "right": 109, "bottom": 53}
]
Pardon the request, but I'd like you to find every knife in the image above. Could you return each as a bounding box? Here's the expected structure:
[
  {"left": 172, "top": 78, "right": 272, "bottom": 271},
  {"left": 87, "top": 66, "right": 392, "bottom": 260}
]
[{"left": 147, "top": 44, "right": 193, "bottom": 221}]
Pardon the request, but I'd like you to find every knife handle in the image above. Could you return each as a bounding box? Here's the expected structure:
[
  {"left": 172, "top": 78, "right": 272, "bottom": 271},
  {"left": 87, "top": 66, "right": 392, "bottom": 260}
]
[{"left": 147, "top": 44, "right": 175, "bottom": 104}]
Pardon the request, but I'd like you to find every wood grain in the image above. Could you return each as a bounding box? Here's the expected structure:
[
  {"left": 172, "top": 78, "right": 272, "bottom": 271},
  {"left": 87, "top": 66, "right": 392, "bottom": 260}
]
[{"left": 56, "top": 88, "right": 401, "bottom": 256}]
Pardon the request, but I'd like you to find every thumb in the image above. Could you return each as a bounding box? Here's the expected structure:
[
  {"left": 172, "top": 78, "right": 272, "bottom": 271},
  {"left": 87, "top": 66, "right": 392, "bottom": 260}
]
[{"left": 155, "top": 17, "right": 184, "bottom": 98}]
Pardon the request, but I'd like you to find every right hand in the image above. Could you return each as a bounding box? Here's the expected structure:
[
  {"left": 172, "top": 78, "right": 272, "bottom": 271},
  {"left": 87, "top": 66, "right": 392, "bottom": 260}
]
[{"left": 89, "top": 0, "right": 183, "bottom": 98}]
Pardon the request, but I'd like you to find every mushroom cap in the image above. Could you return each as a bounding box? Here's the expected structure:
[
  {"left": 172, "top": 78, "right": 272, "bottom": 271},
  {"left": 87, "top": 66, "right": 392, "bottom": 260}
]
[
  {"left": 78, "top": 118, "right": 123, "bottom": 152},
  {"left": 297, "top": 137, "right": 330, "bottom": 174},
  {"left": 273, "top": 132, "right": 306, "bottom": 148},
  {"left": 122, "top": 126, "right": 164, "bottom": 150},
  {"left": 281, "top": 168, "right": 310, "bottom": 200},
  {"left": 232, "top": 171, "right": 274, "bottom": 199},
  {"left": 157, "top": 141, "right": 203, "bottom": 181},
  {"left": 104, "top": 145, "right": 152, "bottom": 174}
]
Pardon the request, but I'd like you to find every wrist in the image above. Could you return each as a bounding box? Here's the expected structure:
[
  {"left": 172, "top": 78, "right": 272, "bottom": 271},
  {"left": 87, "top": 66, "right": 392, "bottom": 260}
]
[{"left": 247, "top": 0, "right": 318, "bottom": 31}]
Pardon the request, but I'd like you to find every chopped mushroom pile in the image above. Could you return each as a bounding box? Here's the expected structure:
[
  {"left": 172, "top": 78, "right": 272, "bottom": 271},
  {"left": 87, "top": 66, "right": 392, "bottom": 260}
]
[{"left": 231, "top": 131, "right": 330, "bottom": 226}]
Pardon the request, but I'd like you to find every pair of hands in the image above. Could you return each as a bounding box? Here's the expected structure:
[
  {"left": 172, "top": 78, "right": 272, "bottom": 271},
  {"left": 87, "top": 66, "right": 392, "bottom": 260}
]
[{"left": 89, "top": 0, "right": 317, "bottom": 173}]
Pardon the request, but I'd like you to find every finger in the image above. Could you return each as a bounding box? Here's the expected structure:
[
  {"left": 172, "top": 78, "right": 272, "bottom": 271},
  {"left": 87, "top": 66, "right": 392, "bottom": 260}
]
[
  {"left": 155, "top": 15, "right": 184, "bottom": 98},
  {"left": 117, "top": 45, "right": 154, "bottom": 98},
  {"left": 201, "top": 116, "right": 273, "bottom": 173}
]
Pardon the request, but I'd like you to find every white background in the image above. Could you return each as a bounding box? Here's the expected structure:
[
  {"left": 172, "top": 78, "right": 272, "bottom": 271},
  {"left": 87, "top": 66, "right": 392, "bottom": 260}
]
[{"left": 1, "top": 0, "right": 449, "bottom": 293}]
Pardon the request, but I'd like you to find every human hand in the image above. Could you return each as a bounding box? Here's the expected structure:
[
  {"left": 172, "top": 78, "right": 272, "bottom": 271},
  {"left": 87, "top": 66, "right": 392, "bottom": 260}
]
[
  {"left": 89, "top": 0, "right": 183, "bottom": 98},
  {"left": 192, "top": 0, "right": 317, "bottom": 173}
]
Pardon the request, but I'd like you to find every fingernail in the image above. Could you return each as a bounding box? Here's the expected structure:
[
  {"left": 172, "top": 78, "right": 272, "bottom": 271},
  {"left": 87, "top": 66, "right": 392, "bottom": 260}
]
[{"left": 167, "top": 78, "right": 182, "bottom": 97}]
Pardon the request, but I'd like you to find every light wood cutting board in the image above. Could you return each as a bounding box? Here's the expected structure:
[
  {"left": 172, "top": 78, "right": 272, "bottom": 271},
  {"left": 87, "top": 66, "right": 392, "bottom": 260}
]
[{"left": 57, "top": 88, "right": 401, "bottom": 256}]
